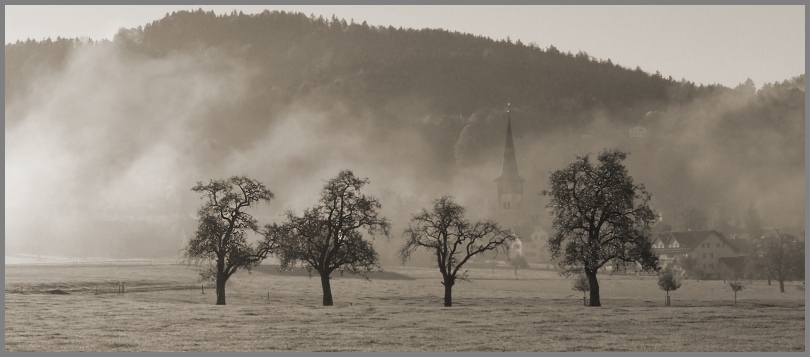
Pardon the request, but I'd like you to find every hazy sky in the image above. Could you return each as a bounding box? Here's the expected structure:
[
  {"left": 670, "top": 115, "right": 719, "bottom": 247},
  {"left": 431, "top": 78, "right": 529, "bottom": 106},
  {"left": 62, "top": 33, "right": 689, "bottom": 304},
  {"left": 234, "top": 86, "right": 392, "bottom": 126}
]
[{"left": 4, "top": 5, "right": 805, "bottom": 88}]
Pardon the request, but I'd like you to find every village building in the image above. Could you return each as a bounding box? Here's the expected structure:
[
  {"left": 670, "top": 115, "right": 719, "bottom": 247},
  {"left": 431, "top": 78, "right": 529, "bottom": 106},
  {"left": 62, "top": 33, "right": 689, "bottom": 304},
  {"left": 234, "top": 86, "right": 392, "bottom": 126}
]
[
  {"left": 651, "top": 230, "right": 752, "bottom": 279},
  {"left": 511, "top": 225, "right": 551, "bottom": 262}
]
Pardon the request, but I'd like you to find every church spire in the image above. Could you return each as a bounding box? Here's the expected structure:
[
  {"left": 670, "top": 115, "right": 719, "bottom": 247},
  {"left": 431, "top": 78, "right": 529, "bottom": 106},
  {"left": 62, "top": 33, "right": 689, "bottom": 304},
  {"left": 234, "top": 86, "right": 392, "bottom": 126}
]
[{"left": 496, "top": 103, "right": 524, "bottom": 187}]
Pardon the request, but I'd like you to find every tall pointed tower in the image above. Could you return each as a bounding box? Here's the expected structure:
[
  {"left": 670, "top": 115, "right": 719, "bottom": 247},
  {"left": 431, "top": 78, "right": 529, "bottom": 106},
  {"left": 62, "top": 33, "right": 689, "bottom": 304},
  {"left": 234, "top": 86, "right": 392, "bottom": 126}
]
[{"left": 495, "top": 104, "right": 525, "bottom": 228}]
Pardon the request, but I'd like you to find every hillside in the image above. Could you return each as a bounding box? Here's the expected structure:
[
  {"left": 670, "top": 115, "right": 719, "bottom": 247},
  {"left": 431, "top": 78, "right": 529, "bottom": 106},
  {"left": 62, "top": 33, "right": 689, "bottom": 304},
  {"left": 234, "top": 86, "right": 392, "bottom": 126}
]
[{"left": 5, "top": 9, "right": 804, "bottom": 259}]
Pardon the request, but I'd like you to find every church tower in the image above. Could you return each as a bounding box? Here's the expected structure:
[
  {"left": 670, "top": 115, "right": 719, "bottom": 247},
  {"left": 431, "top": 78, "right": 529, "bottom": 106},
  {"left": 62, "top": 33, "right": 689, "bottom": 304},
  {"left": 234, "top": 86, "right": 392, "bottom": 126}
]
[{"left": 495, "top": 104, "right": 525, "bottom": 228}]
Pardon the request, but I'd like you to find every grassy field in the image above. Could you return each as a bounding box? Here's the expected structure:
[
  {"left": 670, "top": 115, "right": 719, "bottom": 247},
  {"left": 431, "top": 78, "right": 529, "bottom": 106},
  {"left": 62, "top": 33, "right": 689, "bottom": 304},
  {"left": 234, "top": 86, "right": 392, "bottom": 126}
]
[{"left": 4, "top": 263, "right": 805, "bottom": 352}]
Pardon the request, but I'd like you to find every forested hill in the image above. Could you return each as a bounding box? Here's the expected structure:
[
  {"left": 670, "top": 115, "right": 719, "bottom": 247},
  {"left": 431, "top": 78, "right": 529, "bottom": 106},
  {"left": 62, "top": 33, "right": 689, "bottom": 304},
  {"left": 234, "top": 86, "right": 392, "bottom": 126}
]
[
  {"left": 5, "top": 9, "right": 805, "bottom": 258},
  {"left": 9, "top": 9, "right": 715, "bottom": 125}
]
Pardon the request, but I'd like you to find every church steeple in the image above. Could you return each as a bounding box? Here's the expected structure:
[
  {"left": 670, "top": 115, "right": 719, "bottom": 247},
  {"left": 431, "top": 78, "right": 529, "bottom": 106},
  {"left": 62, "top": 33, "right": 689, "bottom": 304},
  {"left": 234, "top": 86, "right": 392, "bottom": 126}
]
[
  {"left": 495, "top": 104, "right": 525, "bottom": 192},
  {"left": 495, "top": 103, "right": 526, "bottom": 229}
]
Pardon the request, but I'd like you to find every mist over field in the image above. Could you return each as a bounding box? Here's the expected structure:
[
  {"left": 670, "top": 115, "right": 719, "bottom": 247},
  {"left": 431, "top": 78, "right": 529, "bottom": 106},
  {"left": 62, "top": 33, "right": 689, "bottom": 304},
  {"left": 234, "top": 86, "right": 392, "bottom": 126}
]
[{"left": 5, "top": 10, "right": 804, "bottom": 260}]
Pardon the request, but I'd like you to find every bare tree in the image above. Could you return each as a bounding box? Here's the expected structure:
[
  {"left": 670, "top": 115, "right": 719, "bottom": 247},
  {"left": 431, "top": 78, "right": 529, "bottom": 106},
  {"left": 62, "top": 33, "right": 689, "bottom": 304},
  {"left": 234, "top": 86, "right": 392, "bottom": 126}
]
[
  {"left": 729, "top": 280, "right": 746, "bottom": 305},
  {"left": 543, "top": 149, "right": 660, "bottom": 306},
  {"left": 185, "top": 176, "right": 275, "bottom": 305},
  {"left": 269, "top": 170, "right": 390, "bottom": 306},
  {"left": 750, "top": 231, "right": 804, "bottom": 292},
  {"left": 400, "top": 196, "right": 516, "bottom": 307},
  {"left": 658, "top": 268, "right": 682, "bottom": 306}
]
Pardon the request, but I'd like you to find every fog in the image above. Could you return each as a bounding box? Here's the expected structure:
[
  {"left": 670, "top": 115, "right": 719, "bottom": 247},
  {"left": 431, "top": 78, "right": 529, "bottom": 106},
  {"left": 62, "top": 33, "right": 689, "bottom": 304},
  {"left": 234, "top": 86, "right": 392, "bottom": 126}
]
[{"left": 5, "top": 39, "right": 804, "bottom": 262}]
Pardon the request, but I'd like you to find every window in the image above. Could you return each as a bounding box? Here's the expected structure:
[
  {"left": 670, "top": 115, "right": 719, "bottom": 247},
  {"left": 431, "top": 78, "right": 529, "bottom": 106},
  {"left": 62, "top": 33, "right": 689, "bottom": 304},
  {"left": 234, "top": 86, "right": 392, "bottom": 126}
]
[
  {"left": 703, "top": 253, "right": 706, "bottom": 259},
  {"left": 710, "top": 253, "right": 713, "bottom": 259},
  {"left": 507, "top": 202, "right": 511, "bottom": 209},
  {"left": 709, "top": 264, "right": 713, "bottom": 269}
]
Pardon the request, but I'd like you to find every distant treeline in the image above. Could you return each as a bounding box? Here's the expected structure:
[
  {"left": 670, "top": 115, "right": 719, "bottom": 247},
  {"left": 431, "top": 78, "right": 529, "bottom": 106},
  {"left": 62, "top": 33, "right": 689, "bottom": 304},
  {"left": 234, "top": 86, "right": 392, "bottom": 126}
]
[
  {"left": 6, "top": 9, "right": 803, "bottom": 153},
  {"left": 7, "top": 9, "right": 723, "bottom": 124}
]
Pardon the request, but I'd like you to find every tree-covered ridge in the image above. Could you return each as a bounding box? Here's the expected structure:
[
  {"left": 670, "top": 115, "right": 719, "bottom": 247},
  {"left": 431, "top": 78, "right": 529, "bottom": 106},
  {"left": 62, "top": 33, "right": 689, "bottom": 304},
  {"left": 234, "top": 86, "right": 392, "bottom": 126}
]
[
  {"left": 7, "top": 9, "right": 717, "bottom": 123},
  {"left": 8, "top": 9, "right": 803, "bottom": 134}
]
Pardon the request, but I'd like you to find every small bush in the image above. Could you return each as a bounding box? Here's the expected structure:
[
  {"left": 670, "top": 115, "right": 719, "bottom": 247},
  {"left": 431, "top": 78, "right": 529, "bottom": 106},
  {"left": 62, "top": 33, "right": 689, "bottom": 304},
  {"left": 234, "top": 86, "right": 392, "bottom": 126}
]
[
  {"left": 729, "top": 280, "right": 746, "bottom": 305},
  {"left": 658, "top": 268, "right": 682, "bottom": 306},
  {"left": 572, "top": 274, "right": 589, "bottom": 297},
  {"left": 658, "top": 268, "right": 682, "bottom": 294}
]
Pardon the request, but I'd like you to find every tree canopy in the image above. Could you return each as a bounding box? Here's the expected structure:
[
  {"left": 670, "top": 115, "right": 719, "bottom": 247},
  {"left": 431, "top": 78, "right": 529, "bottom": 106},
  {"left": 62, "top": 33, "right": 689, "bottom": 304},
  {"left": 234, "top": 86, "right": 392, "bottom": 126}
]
[
  {"left": 543, "top": 149, "right": 659, "bottom": 306},
  {"left": 400, "top": 196, "right": 516, "bottom": 306},
  {"left": 185, "top": 176, "right": 275, "bottom": 305},
  {"left": 268, "top": 170, "right": 390, "bottom": 306},
  {"left": 658, "top": 268, "right": 682, "bottom": 298}
]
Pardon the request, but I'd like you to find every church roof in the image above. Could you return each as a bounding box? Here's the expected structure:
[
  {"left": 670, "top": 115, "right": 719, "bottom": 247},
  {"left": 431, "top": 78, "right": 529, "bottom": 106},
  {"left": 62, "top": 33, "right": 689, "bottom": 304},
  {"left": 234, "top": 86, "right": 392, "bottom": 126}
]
[{"left": 495, "top": 112, "right": 525, "bottom": 183}]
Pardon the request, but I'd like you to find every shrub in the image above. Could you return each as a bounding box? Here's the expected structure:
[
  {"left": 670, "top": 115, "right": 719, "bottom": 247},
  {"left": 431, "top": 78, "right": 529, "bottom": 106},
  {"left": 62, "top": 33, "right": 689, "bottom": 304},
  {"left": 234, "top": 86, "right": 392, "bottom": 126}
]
[
  {"left": 658, "top": 268, "right": 682, "bottom": 306},
  {"left": 572, "top": 273, "right": 589, "bottom": 298},
  {"left": 729, "top": 280, "right": 746, "bottom": 305}
]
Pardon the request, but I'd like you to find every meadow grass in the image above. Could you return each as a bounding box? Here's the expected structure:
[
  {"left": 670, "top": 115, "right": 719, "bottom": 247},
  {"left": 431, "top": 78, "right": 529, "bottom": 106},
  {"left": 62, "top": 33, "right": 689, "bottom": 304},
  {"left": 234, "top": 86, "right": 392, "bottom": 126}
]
[{"left": 4, "top": 264, "right": 805, "bottom": 352}]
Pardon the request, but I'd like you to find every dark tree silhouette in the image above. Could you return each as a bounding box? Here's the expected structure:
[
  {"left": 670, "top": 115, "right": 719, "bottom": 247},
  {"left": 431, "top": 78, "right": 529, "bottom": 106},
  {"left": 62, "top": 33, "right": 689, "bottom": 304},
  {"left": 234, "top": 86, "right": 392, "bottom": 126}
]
[
  {"left": 543, "top": 149, "right": 660, "bottom": 306},
  {"left": 185, "top": 176, "right": 275, "bottom": 305},
  {"left": 269, "top": 170, "right": 390, "bottom": 306},
  {"left": 400, "top": 196, "right": 516, "bottom": 307}
]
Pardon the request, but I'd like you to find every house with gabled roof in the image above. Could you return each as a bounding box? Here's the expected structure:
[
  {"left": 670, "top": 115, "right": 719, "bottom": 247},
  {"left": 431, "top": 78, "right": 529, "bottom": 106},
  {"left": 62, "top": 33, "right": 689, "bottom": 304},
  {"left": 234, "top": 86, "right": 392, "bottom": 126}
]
[{"left": 651, "top": 230, "right": 744, "bottom": 279}]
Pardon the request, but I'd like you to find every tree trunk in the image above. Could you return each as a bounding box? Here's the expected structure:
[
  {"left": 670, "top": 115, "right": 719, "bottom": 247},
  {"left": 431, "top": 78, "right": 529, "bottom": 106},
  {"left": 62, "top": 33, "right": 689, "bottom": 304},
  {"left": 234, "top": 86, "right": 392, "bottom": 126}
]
[
  {"left": 443, "top": 279, "right": 454, "bottom": 307},
  {"left": 320, "top": 272, "right": 333, "bottom": 306},
  {"left": 586, "top": 270, "right": 601, "bottom": 307},
  {"left": 215, "top": 271, "right": 227, "bottom": 305},
  {"left": 779, "top": 279, "right": 785, "bottom": 293},
  {"left": 767, "top": 277, "right": 771, "bottom": 285}
]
